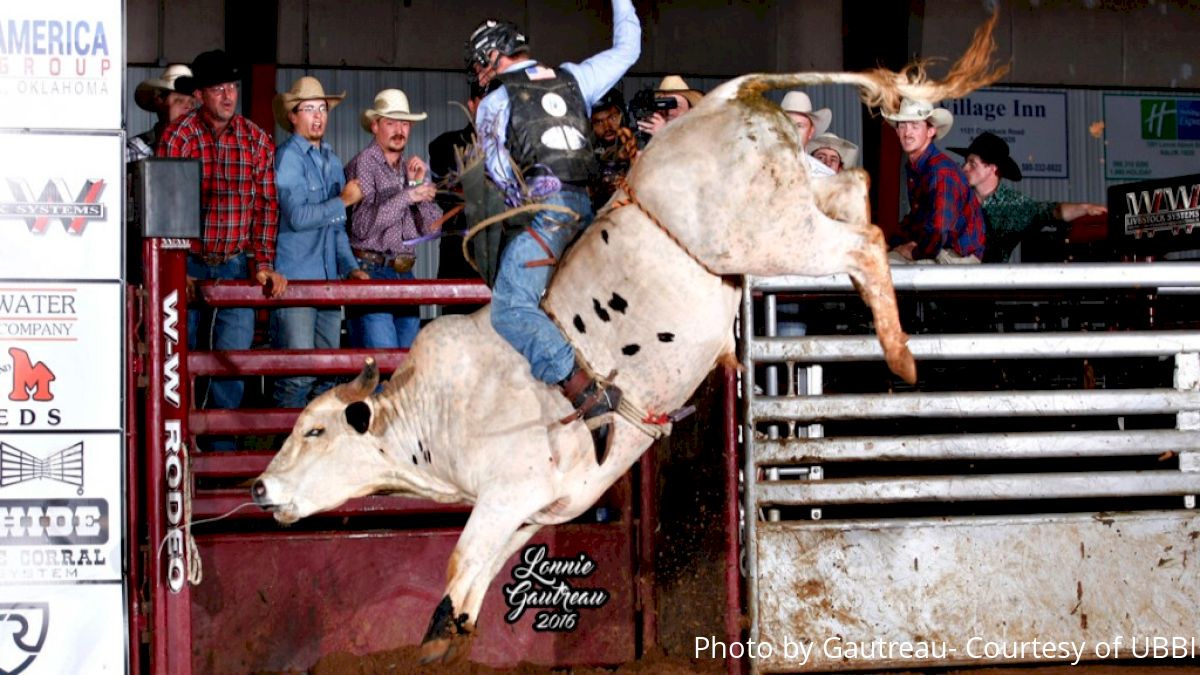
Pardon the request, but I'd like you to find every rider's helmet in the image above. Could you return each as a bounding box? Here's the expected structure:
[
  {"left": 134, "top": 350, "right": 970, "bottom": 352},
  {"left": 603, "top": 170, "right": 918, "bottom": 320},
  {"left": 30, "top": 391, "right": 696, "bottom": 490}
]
[{"left": 464, "top": 19, "right": 527, "bottom": 72}]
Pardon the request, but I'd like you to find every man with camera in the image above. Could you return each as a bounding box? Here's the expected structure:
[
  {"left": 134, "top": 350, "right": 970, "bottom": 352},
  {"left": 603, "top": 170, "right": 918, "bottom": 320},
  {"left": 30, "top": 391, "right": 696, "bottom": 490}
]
[{"left": 633, "top": 75, "right": 703, "bottom": 139}]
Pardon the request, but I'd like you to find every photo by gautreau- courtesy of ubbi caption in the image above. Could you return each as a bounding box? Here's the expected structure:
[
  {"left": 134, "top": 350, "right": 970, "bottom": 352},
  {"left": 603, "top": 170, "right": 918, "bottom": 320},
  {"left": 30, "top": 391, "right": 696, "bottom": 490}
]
[{"left": 695, "top": 634, "right": 1200, "bottom": 666}]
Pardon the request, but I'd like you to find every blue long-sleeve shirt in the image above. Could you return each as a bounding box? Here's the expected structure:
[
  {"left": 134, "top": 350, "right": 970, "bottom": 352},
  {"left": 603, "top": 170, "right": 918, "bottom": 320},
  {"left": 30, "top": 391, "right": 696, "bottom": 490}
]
[
  {"left": 273, "top": 133, "right": 359, "bottom": 280},
  {"left": 475, "top": 0, "right": 641, "bottom": 187}
]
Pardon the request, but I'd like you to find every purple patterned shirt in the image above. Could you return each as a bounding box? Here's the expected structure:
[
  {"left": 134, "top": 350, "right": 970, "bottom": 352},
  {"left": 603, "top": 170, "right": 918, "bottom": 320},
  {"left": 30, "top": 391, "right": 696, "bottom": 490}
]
[{"left": 344, "top": 142, "right": 442, "bottom": 257}]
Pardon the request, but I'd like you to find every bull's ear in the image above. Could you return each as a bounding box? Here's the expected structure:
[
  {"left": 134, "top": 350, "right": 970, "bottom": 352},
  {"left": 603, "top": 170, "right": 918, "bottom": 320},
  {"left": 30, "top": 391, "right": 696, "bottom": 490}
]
[
  {"left": 338, "top": 358, "right": 380, "bottom": 403},
  {"left": 345, "top": 401, "right": 372, "bottom": 434}
]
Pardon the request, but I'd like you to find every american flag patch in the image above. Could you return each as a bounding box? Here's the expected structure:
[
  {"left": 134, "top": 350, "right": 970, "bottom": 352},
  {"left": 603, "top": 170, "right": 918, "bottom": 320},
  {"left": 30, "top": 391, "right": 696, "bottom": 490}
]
[{"left": 525, "top": 65, "right": 556, "bottom": 80}]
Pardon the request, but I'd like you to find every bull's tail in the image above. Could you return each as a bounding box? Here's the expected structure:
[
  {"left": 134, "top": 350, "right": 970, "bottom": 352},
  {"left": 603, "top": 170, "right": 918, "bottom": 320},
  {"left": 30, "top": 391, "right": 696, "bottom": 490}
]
[{"left": 723, "top": 9, "right": 1007, "bottom": 117}]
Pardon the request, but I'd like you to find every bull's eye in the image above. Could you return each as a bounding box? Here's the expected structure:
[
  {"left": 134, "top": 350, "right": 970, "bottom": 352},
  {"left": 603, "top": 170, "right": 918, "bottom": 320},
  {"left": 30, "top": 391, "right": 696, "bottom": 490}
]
[{"left": 305, "top": 428, "right": 324, "bottom": 438}]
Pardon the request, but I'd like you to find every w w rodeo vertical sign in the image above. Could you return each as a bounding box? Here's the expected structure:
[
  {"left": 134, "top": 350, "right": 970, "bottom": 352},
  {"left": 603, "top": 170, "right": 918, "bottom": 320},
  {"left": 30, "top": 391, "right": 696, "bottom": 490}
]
[{"left": 0, "top": 0, "right": 126, "bottom": 672}]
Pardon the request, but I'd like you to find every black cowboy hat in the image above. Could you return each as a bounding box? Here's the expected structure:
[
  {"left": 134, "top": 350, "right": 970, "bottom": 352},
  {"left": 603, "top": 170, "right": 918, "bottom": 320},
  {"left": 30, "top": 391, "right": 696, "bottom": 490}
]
[
  {"left": 948, "top": 132, "right": 1022, "bottom": 182},
  {"left": 175, "top": 50, "right": 241, "bottom": 94}
]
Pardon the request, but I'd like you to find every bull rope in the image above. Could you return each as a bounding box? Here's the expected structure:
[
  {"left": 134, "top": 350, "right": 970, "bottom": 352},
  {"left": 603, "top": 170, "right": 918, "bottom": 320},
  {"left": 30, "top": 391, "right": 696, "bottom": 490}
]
[{"left": 599, "top": 176, "right": 723, "bottom": 278}]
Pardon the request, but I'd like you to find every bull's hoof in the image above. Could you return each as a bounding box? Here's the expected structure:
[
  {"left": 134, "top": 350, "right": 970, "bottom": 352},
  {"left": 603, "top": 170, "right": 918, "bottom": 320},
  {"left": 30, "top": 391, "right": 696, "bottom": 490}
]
[{"left": 419, "top": 595, "right": 473, "bottom": 663}]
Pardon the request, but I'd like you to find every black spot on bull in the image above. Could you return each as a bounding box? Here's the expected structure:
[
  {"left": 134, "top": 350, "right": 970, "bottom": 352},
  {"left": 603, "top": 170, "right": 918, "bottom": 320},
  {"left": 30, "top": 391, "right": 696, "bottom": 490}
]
[
  {"left": 658, "top": 332, "right": 675, "bottom": 342},
  {"left": 608, "top": 293, "right": 628, "bottom": 314},
  {"left": 573, "top": 314, "right": 586, "bottom": 333},
  {"left": 622, "top": 344, "right": 641, "bottom": 356},
  {"left": 601, "top": 229, "right": 609, "bottom": 244},
  {"left": 593, "top": 298, "right": 610, "bottom": 322}
]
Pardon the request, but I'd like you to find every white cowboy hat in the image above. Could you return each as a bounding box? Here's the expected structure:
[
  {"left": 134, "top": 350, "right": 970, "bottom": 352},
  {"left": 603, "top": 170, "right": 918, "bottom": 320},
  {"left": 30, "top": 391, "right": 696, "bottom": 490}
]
[
  {"left": 134, "top": 64, "right": 193, "bottom": 112},
  {"left": 882, "top": 97, "right": 954, "bottom": 139},
  {"left": 806, "top": 133, "right": 859, "bottom": 169},
  {"left": 361, "top": 89, "right": 427, "bottom": 132},
  {"left": 272, "top": 76, "right": 346, "bottom": 132},
  {"left": 780, "top": 91, "right": 832, "bottom": 137},
  {"left": 655, "top": 75, "right": 704, "bottom": 108}
]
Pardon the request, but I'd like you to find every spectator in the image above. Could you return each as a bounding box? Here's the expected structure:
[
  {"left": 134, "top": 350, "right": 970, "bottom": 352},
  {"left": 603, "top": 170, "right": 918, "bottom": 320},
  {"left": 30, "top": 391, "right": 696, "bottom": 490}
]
[
  {"left": 270, "top": 76, "right": 368, "bottom": 408},
  {"left": 636, "top": 75, "right": 702, "bottom": 138},
  {"left": 590, "top": 87, "right": 638, "bottom": 209},
  {"left": 948, "top": 132, "right": 1107, "bottom": 263},
  {"left": 780, "top": 91, "right": 835, "bottom": 179},
  {"left": 128, "top": 64, "right": 196, "bottom": 162},
  {"left": 428, "top": 83, "right": 485, "bottom": 289},
  {"left": 159, "top": 49, "right": 285, "bottom": 443},
  {"left": 345, "top": 89, "right": 443, "bottom": 350},
  {"left": 883, "top": 97, "right": 985, "bottom": 264},
  {"left": 466, "top": 0, "right": 640, "bottom": 463},
  {"left": 806, "top": 132, "right": 859, "bottom": 174}
]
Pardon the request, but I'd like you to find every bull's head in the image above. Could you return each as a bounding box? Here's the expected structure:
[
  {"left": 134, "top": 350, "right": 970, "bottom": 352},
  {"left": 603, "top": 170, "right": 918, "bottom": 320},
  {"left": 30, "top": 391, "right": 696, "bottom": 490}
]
[{"left": 252, "top": 359, "right": 394, "bottom": 524}]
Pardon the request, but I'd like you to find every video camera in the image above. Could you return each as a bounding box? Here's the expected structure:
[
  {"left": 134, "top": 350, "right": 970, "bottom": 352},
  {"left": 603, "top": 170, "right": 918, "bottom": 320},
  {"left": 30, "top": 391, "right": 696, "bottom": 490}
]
[{"left": 628, "top": 88, "right": 678, "bottom": 122}]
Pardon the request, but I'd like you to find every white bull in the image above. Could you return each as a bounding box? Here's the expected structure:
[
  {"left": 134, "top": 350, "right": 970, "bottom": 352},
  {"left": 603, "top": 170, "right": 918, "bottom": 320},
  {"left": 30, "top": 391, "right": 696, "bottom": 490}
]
[{"left": 252, "top": 14, "right": 1005, "bottom": 664}]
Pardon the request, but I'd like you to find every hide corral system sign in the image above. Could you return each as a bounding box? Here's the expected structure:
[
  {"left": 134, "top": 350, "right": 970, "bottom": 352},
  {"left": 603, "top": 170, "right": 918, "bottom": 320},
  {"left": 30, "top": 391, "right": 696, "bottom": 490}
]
[{"left": 0, "top": 1, "right": 125, "bottom": 672}]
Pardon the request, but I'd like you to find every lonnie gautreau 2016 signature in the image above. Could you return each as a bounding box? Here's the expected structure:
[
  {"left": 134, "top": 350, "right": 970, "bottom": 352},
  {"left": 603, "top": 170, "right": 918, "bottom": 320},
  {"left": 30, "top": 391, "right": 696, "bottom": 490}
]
[{"left": 502, "top": 544, "right": 610, "bottom": 632}]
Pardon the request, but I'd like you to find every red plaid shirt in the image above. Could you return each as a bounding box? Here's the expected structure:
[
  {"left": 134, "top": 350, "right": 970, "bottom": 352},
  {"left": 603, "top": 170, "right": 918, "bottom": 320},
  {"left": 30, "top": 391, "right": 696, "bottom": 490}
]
[{"left": 158, "top": 110, "right": 279, "bottom": 271}]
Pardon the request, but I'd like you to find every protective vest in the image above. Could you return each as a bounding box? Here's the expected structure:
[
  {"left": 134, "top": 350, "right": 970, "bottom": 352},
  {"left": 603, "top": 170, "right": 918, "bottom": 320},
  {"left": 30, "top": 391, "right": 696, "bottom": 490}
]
[{"left": 498, "top": 65, "right": 596, "bottom": 184}]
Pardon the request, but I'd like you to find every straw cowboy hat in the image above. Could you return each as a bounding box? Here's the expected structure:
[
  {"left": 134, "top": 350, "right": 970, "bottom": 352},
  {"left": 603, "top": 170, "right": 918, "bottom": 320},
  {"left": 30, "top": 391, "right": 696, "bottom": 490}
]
[
  {"left": 780, "top": 91, "right": 832, "bottom": 137},
  {"left": 948, "top": 131, "right": 1022, "bottom": 181},
  {"left": 360, "top": 89, "right": 428, "bottom": 132},
  {"left": 655, "top": 75, "right": 704, "bottom": 108},
  {"left": 882, "top": 97, "right": 954, "bottom": 140},
  {"left": 272, "top": 76, "right": 346, "bottom": 133},
  {"left": 806, "top": 133, "right": 859, "bottom": 169},
  {"left": 135, "top": 64, "right": 193, "bottom": 112},
  {"left": 175, "top": 50, "right": 240, "bottom": 93}
]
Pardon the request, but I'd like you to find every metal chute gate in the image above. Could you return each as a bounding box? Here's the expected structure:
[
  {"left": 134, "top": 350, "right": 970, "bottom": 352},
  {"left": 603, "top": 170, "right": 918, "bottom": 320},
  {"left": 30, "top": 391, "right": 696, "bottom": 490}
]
[{"left": 739, "top": 264, "right": 1200, "bottom": 673}]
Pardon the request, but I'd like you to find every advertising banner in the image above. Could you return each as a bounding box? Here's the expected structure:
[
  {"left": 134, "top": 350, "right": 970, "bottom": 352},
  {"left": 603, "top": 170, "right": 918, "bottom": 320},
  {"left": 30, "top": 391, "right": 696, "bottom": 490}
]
[
  {"left": 0, "top": 584, "right": 125, "bottom": 673},
  {"left": 0, "top": 132, "right": 123, "bottom": 282},
  {"left": 1103, "top": 94, "right": 1200, "bottom": 181},
  {"left": 0, "top": 283, "right": 122, "bottom": 431},
  {"left": 0, "top": 0, "right": 123, "bottom": 130},
  {"left": 942, "top": 88, "right": 1069, "bottom": 179},
  {"left": 0, "top": 433, "right": 123, "bottom": 583}
]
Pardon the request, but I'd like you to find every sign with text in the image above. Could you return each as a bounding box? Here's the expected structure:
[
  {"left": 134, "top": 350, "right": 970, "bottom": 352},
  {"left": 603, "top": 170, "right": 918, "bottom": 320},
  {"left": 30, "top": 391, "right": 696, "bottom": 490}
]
[
  {"left": 0, "top": 283, "right": 121, "bottom": 431},
  {"left": 942, "top": 88, "right": 1069, "bottom": 179},
  {"left": 1103, "top": 94, "right": 1200, "bottom": 181},
  {"left": 0, "top": 433, "right": 122, "bottom": 582},
  {"left": 0, "top": 584, "right": 125, "bottom": 673},
  {"left": 0, "top": 132, "right": 122, "bottom": 281},
  {"left": 0, "top": 0, "right": 123, "bottom": 130}
]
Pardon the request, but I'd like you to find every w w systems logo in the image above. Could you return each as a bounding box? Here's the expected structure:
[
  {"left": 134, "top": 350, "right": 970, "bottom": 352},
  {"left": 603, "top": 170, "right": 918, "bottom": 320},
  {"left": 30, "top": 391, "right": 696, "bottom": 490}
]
[
  {"left": 0, "top": 179, "right": 106, "bottom": 235},
  {"left": 1141, "top": 99, "right": 1200, "bottom": 141}
]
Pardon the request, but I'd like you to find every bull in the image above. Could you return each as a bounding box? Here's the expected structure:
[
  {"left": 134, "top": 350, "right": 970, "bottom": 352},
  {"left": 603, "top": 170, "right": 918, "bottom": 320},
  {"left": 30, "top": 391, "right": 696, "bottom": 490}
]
[{"left": 252, "top": 13, "right": 1006, "bottom": 664}]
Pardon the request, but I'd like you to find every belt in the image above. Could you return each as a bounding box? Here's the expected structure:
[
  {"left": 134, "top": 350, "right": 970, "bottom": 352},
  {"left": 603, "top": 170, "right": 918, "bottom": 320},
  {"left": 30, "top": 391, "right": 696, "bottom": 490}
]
[
  {"left": 192, "top": 250, "right": 243, "bottom": 266},
  {"left": 353, "top": 248, "right": 415, "bottom": 274}
]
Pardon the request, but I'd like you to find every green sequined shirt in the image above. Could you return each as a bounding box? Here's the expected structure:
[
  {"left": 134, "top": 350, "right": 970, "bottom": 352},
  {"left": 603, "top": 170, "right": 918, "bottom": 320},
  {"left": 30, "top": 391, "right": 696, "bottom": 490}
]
[{"left": 981, "top": 182, "right": 1058, "bottom": 262}]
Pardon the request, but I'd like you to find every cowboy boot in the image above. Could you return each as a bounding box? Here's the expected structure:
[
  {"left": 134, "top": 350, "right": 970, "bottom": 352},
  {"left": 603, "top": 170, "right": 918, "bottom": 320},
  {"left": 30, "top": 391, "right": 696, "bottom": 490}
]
[{"left": 559, "top": 366, "right": 622, "bottom": 465}]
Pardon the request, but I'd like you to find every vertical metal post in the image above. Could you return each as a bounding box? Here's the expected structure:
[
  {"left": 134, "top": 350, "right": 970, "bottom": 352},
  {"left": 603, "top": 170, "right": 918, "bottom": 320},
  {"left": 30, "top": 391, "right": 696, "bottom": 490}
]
[
  {"left": 143, "top": 238, "right": 194, "bottom": 675},
  {"left": 722, "top": 366, "right": 743, "bottom": 675},
  {"left": 738, "top": 281, "right": 760, "bottom": 675}
]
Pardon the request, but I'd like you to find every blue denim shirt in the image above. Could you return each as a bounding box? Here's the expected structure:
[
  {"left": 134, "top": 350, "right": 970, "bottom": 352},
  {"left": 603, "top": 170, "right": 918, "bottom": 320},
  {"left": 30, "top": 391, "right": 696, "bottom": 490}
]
[{"left": 274, "top": 134, "right": 359, "bottom": 280}]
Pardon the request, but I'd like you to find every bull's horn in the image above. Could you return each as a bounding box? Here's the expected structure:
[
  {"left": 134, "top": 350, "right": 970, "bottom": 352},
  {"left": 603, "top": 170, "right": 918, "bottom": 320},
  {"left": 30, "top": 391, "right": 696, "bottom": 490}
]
[{"left": 338, "top": 358, "right": 380, "bottom": 402}]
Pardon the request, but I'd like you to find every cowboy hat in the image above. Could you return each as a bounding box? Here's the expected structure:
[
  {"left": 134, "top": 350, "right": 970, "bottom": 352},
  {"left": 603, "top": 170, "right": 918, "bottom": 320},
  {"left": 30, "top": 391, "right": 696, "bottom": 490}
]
[
  {"left": 135, "top": 64, "right": 193, "bottom": 112},
  {"left": 882, "top": 97, "right": 954, "bottom": 139},
  {"left": 780, "top": 91, "right": 832, "bottom": 137},
  {"left": 360, "top": 89, "right": 427, "bottom": 132},
  {"left": 272, "top": 76, "right": 346, "bottom": 133},
  {"left": 655, "top": 75, "right": 704, "bottom": 108},
  {"left": 948, "top": 131, "right": 1022, "bottom": 181},
  {"left": 175, "top": 50, "right": 241, "bottom": 94},
  {"left": 806, "top": 133, "right": 859, "bottom": 169}
]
